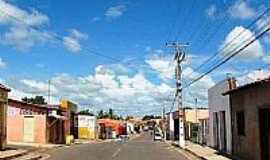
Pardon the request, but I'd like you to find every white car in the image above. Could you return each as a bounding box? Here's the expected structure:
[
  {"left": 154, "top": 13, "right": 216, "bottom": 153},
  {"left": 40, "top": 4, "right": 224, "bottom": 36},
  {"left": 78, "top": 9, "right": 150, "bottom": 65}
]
[{"left": 153, "top": 133, "right": 162, "bottom": 141}]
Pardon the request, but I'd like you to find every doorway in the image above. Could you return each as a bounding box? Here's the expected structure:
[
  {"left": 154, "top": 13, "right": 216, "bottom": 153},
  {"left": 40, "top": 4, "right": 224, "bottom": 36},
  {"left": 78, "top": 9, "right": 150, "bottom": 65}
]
[
  {"left": 23, "top": 116, "right": 34, "bottom": 142},
  {"left": 259, "top": 109, "right": 270, "bottom": 160}
]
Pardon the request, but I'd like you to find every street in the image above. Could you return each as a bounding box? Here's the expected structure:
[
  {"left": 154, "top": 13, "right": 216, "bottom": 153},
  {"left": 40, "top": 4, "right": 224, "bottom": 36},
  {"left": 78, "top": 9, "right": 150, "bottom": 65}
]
[{"left": 46, "top": 132, "right": 191, "bottom": 160}]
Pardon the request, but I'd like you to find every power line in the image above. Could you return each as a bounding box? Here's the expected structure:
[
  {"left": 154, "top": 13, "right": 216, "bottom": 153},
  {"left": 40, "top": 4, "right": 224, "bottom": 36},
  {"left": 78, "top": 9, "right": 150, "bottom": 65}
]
[
  {"left": 192, "top": 8, "right": 270, "bottom": 73},
  {"left": 183, "top": 23, "right": 270, "bottom": 90}
]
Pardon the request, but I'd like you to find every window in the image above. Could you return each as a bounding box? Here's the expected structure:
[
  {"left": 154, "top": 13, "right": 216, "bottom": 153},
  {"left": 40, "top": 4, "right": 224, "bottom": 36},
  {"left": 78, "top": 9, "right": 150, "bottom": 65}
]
[{"left": 236, "top": 111, "right": 245, "bottom": 136}]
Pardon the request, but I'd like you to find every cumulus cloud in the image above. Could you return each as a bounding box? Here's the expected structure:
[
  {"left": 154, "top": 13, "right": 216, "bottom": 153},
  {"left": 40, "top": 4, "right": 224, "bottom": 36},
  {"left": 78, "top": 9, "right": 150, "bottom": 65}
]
[
  {"left": 145, "top": 54, "right": 175, "bottom": 81},
  {"left": 183, "top": 67, "right": 215, "bottom": 103},
  {"left": 220, "top": 26, "right": 264, "bottom": 61},
  {"left": 0, "top": 58, "right": 6, "bottom": 69},
  {"left": 228, "top": 0, "right": 255, "bottom": 20},
  {"left": 5, "top": 65, "right": 174, "bottom": 116},
  {"left": 105, "top": 5, "right": 126, "bottom": 19},
  {"left": 63, "top": 29, "right": 88, "bottom": 53},
  {"left": 0, "top": 0, "right": 53, "bottom": 51},
  {"left": 237, "top": 69, "right": 270, "bottom": 85}
]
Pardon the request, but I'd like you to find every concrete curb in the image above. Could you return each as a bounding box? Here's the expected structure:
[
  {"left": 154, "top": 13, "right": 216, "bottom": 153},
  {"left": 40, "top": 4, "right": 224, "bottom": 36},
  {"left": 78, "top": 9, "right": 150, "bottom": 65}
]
[
  {"left": 182, "top": 147, "right": 206, "bottom": 160},
  {"left": 164, "top": 140, "right": 201, "bottom": 160}
]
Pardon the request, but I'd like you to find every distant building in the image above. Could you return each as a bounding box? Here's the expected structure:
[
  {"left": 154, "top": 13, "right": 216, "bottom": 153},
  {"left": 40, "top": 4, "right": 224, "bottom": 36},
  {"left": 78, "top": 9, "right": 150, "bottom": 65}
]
[
  {"left": 166, "top": 108, "right": 209, "bottom": 144},
  {"left": 59, "top": 100, "right": 78, "bottom": 139},
  {"left": 185, "top": 108, "right": 209, "bottom": 144},
  {"left": 76, "top": 115, "right": 97, "bottom": 140},
  {"left": 208, "top": 77, "right": 236, "bottom": 154},
  {"left": 97, "top": 119, "right": 126, "bottom": 139},
  {"left": 224, "top": 77, "right": 270, "bottom": 160},
  {"left": 0, "top": 84, "right": 10, "bottom": 150}
]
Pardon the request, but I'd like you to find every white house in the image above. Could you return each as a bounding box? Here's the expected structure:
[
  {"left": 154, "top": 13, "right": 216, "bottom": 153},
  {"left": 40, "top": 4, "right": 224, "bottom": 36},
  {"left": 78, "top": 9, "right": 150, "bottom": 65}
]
[{"left": 208, "top": 77, "right": 236, "bottom": 154}]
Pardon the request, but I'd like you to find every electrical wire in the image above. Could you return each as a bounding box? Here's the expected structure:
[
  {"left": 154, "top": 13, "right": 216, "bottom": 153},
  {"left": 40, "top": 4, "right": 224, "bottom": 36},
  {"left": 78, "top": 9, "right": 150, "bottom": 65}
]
[{"left": 183, "top": 23, "right": 270, "bottom": 90}]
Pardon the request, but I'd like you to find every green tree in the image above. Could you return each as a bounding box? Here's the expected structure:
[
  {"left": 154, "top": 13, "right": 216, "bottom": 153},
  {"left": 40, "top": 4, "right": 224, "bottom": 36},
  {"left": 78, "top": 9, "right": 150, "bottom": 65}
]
[
  {"left": 22, "top": 96, "right": 47, "bottom": 105},
  {"left": 97, "top": 110, "right": 104, "bottom": 119},
  {"left": 108, "top": 108, "right": 113, "bottom": 119},
  {"left": 78, "top": 109, "right": 95, "bottom": 116}
]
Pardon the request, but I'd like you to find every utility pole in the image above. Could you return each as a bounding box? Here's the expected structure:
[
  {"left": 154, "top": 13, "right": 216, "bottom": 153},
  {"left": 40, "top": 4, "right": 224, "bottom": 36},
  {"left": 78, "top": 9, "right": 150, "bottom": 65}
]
[
  {"left": 166, "top": 42, "right": 189, "bottom": 147},
  {"left": 48, "top": 80, "right": 51, "bottom": 104}
]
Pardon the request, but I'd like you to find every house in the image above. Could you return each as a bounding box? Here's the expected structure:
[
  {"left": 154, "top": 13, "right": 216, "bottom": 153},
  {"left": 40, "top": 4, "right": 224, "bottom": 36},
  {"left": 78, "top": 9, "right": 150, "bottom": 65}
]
[
  {"left": 76, "top": 115, "right": 97, "bottom": 140},
  {"left": 97, "top": 119, "right": 126, "bottom": 139},
  {"left": 7, "top": 99, "right": 66, "bottom": 144},
  {"left": 224, "top": 77, "right": 270, "bottom": 160},
  {"left": 208, "top": 77, "right": 236, "bottom": 154},
  {"left": 166, "top": 108, "right": 208, "bottom": 144},
  {"left": 0, "top": 84, "right": 10, "bottom": 150},
  {"left": 59, "top": 100, "right": 78, "bottom": 140},
  {"left": 185, "top": 108, "right": 209, "bottom": 144}
]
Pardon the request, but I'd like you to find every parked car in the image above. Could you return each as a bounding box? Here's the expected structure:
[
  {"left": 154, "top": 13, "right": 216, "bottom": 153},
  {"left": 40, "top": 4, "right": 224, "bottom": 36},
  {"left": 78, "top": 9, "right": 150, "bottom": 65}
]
[{"left": 153, "top": 132, "right": 162, "bottom": 141}]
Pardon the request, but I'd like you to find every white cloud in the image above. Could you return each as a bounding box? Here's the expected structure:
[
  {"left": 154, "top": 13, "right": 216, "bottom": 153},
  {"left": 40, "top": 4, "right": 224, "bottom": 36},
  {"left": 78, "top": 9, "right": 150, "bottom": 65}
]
[
  {"left": 63, "top": 36, "right": 81, "bottom": 52},
  {"left": 0, "top": 58, "right": 6, "bottom": 69},
  {"left": 237, "top": 69, "right": 270, "bottom": 85},
  {"left": 63, "top": 29, "right": 88, "bottom": 53},
  {"left": 256, "top": 16, "right": 270, "bottom": 44},
  {"left": 228, "top": 0, "right": 255, "bottom": 20},
  {"left": 182, "top": 67, "right": 215, "bottom": 105},
  {"left": 5, "top": 65, "right": 174, "bottom": 116},
  {"left": 0, "top": 0, "right": 53, "bottom": 51},
  {"left": 220, "top": 26, "right": 264, "bottom": 61},
  {"left": 105, "top": 5, "right": 126, "bottom": 19},
  {"left": 206, "top": 5, "right": 217, "bottom": 18},
  {"left": 145, "top": 54, "right": 175, "bottom": 81}
]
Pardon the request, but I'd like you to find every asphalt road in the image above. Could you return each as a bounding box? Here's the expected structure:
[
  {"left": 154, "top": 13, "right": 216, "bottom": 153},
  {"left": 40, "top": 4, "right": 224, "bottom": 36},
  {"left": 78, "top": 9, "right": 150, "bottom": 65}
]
[{"left": 46, "top": 132, "right": 191, "bottom": 160}]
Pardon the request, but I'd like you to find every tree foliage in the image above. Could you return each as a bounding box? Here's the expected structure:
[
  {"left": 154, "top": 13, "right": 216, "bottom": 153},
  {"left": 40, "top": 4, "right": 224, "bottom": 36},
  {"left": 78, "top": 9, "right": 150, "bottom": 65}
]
[
  {"left": 97, "top": 108, "right": 122, "bottom": 120},
  {"left": 22, "top": 96, "right": 47, "bottom": 105},
  {"left": 78, "top": 109, "right": 95, "bottom": 116},
  {"left": 142, "top": 115, "right": 162, "bottom": 121}
]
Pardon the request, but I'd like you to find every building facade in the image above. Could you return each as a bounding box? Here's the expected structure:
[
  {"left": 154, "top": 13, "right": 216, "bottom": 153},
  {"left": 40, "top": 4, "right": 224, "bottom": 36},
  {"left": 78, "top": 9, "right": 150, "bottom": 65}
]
[
  {"left": 185, "top": 109, "right": 209, "bottom": 144},
  {"left": 7, "top": 99, "right": 66, "bottom": 144},
  {"left": 76, "top": 115, "right": 97, "bottom": 140},
  {"left": 224, "top": 78, "right": 270, "bottom": 160},
  {"left": 208, "top": 77, "right": 236, "bottom": 154}
]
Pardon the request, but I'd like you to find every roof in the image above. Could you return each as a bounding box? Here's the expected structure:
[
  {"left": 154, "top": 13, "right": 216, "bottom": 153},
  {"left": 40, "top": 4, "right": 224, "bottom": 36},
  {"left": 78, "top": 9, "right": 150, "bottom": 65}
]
[
  {"left": 8, "top": 98, "right": 48, "bottom": 110},
  {"left": 8, "top": 99, "right": 61, "bottom": 111},
  {"left": 0, "top": 84, "right": 11, "bottom": 92},
  {"left": 223, "top": 77, "right": 270, "bottom": 95}
]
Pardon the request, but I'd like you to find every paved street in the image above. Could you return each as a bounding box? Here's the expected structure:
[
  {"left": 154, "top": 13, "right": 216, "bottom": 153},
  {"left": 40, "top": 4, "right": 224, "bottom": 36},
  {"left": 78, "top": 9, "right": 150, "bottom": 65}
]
[{"left": 46, "top": 132, "right": 191, "bottom": 160}]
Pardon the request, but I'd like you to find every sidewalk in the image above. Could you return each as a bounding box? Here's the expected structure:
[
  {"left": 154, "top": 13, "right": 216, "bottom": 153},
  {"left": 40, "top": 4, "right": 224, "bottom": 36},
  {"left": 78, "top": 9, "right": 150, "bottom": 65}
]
[
  {"left": 183, "top": 141, "right": 231, "bottom": 160},
  {"left": 166, "top": 140, "right": 231, "bottom": 160},
  {"left": 8, "top": 142, "right": 65, "bottom": 149}
]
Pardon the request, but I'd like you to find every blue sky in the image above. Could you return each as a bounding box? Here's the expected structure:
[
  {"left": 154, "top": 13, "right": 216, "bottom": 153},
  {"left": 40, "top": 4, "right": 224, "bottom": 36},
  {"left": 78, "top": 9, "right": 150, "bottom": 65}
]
[{"left": 0, "top": 0, "right": 269, "bottom": 116}]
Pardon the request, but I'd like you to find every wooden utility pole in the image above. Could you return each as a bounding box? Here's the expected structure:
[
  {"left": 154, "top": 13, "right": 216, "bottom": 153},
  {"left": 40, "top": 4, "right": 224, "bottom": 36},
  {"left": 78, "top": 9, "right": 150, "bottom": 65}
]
[{"left": 166, "top": 42, "right": 189, "bottom": 147}]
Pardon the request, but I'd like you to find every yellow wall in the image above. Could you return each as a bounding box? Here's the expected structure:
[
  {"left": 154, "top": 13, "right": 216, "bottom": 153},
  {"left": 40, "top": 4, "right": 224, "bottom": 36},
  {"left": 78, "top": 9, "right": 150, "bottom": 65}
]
[
  {"left": 185, "top": 109, "right": 209, "bottom": 123},
  {"left": 60, "top": 100, "right": 77, "bottom": 112},
  {"left": 78, "top": 127, "right": 96, "bottom": 139}
]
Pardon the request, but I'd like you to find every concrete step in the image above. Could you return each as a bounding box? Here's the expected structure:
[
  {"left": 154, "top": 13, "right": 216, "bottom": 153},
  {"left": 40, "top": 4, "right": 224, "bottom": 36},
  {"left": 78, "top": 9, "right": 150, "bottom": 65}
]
[
  {"left": 11, "top": 153, "right": 41, "bottom": 160},
  {"left": 0, "top": 149, "right": 28, "bottom": 160}
]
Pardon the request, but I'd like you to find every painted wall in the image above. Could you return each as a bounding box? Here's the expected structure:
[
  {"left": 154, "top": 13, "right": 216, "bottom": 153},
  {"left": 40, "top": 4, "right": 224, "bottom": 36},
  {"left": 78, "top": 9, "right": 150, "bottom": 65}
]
[
  {"left": 7, "top": 105, "right": 47, "bottom": 144},
  {"left": 77, "top": 115, "right": 96, "bottom": 139},
  {"left": 230, "top": 83, "right": 270, "bottom": 160},
  {"left": 208, "top": 79, "right": 232, "bottom": 154}
]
